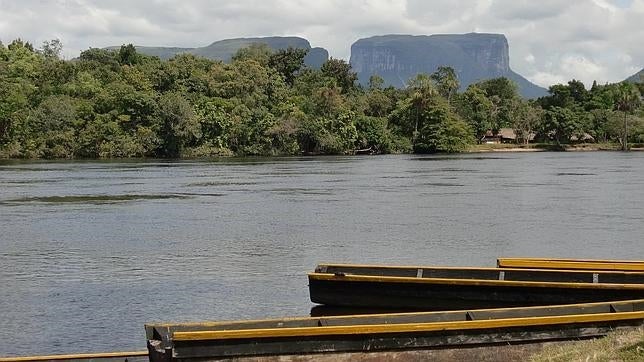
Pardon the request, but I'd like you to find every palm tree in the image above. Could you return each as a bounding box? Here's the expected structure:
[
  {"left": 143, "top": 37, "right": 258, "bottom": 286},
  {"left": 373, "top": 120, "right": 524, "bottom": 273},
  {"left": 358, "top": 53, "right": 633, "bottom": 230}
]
[
  {"left": 407, "top": 74, "right": 438, "bottom": 140},
  {"left": 431, "top": 66, "right": 460, "bottom": 103},
  {"left": 615, "top": 83, "right": 642, "bottom": 151}
]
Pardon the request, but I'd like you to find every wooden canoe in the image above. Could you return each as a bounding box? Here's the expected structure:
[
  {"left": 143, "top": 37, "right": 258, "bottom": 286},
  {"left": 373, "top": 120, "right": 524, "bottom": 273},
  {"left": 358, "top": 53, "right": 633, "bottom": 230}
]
[
  {"left": 145, "top": 299, "right": 644, "bottom": 360},
  {"left": 308, "top": 263, "right": 644, "bottom": 309},
  {"left": 497, "top": 257, "right": 644, "bottom": 272}
]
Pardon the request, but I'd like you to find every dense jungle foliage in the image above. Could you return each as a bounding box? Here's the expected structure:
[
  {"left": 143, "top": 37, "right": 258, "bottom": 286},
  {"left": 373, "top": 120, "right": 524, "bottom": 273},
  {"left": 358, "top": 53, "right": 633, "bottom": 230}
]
[{"left": 0, "top": 39, "right": 642, "bottom": 158}]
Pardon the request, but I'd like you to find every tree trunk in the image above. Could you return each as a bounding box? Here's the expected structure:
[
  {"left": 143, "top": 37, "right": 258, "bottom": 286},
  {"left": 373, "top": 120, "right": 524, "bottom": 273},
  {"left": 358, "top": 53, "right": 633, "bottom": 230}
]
[{"left": 623, "top": 111, "right": 628, "bottom": 151}]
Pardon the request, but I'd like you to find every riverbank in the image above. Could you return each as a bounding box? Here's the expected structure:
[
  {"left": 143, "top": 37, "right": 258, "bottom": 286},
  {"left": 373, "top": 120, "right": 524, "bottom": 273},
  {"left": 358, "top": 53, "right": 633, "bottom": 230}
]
[
  {"left": 531, "top": 327, "right": 644, "bottom": 361},
  {"left": 200, "top": 341, "right": 568, "bottom": 362},
  {"left": 3, "top": 332, "right": 640, "bottom": 362},
  {"left": 467, "top": 143, "right": 644, "bottom": 153},
  {"left": 4, "top": 143, "right": 644, "bottom": 160}
]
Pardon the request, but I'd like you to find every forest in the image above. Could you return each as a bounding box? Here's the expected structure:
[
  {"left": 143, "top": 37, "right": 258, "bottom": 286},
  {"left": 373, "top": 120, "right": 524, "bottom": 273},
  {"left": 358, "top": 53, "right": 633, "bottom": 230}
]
[{"left": 0, "top": 39, "right": 642, "bottom": 159}]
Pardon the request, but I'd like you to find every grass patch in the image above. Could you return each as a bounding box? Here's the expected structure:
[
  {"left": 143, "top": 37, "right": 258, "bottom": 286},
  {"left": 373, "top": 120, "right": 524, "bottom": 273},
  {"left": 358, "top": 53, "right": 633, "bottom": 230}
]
[{"left": 531, "top": 327, "right": 644, "bottom": 362}]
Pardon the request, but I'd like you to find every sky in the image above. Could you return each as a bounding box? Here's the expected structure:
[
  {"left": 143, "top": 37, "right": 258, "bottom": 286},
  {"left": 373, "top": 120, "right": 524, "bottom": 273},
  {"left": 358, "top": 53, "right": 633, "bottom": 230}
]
[{"left": 0, "top": 0, "right": 642, "bottom": 87}]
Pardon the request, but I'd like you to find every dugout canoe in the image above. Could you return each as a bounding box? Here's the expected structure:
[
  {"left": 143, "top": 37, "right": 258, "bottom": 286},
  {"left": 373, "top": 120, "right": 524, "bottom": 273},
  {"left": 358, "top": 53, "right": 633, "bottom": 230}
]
[
  {"left": 309, "top": 263, "right": 644, "bottom": 310},
  {"left": 145, "top": 299, "right": 644, "bottom": 360},
  {"left": 497, "top": 257, "right": 644, "bottom": 272}
]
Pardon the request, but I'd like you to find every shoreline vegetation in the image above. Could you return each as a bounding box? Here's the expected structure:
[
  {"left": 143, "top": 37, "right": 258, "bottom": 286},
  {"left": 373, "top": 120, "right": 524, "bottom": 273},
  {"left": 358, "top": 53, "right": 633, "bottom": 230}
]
[{"left": 0, "top": 39, "right": 642, "bottom": 160}]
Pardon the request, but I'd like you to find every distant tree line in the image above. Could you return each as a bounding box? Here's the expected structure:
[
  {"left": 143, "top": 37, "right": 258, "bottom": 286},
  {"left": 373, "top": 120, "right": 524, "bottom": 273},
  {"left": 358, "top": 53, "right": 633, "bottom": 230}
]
[{"left": 0, "top": 39, "right": 642, "bottom": 158}]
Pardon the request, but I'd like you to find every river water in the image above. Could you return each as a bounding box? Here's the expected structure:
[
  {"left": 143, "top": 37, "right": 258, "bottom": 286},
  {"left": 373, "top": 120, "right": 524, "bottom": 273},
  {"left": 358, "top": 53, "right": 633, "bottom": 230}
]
[{"left": 1, "top": 152, "right": 643, "bottom": 355}]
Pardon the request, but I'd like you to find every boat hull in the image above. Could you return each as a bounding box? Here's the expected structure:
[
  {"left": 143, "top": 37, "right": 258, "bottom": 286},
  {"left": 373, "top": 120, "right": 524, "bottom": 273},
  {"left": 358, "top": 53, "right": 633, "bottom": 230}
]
[{"left": 309, "top": 277, "right": 644, "bottom": 309}]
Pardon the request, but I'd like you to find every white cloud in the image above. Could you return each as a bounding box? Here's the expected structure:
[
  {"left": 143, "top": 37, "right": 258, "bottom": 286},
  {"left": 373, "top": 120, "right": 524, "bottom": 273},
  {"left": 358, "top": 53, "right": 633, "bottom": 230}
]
[
  {"left": 0, "top": 0, "right": 641, "bottom": 86},
  {"left": 531, "top": 71, "right": 568, "bottom": 86}
]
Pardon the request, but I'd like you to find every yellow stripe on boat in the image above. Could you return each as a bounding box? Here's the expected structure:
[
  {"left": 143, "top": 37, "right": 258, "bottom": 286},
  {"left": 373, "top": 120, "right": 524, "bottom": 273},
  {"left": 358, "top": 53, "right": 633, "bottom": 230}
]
[
  {"left": 172, "top": 311, "right": 644, "bottom": 341},
  {"left": 308, "top": 272, "right": 644, "bottom": 289},
  {"left": 497, "top": 258, "right": 644, "bottom": 272},
  {"left": 0, "top": 351, "right": 148, "bottom": 362},
  {"left": 317, "top": 262, "right": 644, "bottom": 275}
]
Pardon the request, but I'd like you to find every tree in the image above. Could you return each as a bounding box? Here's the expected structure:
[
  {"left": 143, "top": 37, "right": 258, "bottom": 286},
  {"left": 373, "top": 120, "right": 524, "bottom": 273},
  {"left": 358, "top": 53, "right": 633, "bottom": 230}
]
[
  {"left": 167, "top": 53, "right": 212, "bottom": 95},
  {"left": 232, "top": 43, "right": 272, "bottom": 66},
  {"left": 542, "top": 106, "right": 582, "bottom": 144},
  {"left": 474, "top": 77, "right": 520, "bottom": 132},
  {"left": 615, "top": 82, "right": 642, "bottom": 150},
  {"left": 414, "top": 98, "right": 474, "bottom": 153},
  {"left": 78, "top": 48, "right": 121, "bottom": 76},
  {"left": 368, "top": 75, "right": 384, "bottom": 90},
  {"left": 476, "top": 77, "right": 518, "bottom": 100},
  {"left": 567, "top": 79, "right": 588, "bottom": 104},
  {"left": 541, "top": 80, "right": 587, "bottom": 110},
  {"left": 268, "top": 47, "right": 307, "bottom": 85},
  {"left": 586, "top": 82, "right": 616, "bottom": 111},
  {"left": 118, "top": 44, "right": 138, "bottom": 66},
  {"left": 391, "top": 83, "right": 472, "bottom": 153},
  {"left": 364, "top": 87, "right": 394, "bottom": 117},
  {"left": 311, "top": 85, "right": 345, "bottom": 117},
  {"left": 513, "top": 102, "right": 544, "bottom": 145},
  {"left": 458, "top": 85, "right": 493, "bottom": 142},
  {"left": 157, "top": 92, "right": 200, "bottom": 157},
  {"left": 430, "top": 66, "right": 459, "bottom": 102},
  {"left": 354, "top": 115, "right": 393, "bottom": 153},
  {"left": 407, "top": 74, "right": 438, "bottom": 140},
  {"left": 41, "top": 39, "right": 63, "bottom": 59},
  {"left": 8, "top": 39, "right": 34, "bottom": 52},
  {"left": 320, "top": 58, "right": 357, "bottom": 93}
]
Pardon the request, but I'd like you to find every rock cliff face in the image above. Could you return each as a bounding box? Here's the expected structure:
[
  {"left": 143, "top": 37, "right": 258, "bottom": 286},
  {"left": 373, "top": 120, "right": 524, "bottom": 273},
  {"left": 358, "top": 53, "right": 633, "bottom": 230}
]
[
  {"left": 350, "top": 33, "right": 547, "bottom": 98},
  {"left": 108, "top": 36, "right": 329, "bottom": 69}
]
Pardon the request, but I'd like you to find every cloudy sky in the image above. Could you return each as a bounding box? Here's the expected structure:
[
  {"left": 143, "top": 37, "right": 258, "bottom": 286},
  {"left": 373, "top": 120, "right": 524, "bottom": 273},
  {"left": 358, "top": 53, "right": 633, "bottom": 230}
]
[{"left": 1, "top": 0, "right": 642, "bottom": 87}]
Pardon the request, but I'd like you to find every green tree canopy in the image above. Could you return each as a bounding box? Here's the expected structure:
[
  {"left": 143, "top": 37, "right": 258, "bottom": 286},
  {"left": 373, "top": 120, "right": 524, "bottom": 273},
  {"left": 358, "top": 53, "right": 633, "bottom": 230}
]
[
  {"left": 320, "top": 58, "right": 357, "bottom": 94},
  {"left": 430, "top": 66, "right": 459, "bottom": 102}
]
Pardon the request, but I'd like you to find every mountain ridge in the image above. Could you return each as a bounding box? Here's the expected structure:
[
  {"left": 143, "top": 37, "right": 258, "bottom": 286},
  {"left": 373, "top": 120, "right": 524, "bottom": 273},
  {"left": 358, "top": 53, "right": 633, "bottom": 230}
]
[
  {"left": 106, "top": 36, "right": 329, "bottom": 68},
  {"left": 349, "top": 33, "right": 547, "bottom": 98}
]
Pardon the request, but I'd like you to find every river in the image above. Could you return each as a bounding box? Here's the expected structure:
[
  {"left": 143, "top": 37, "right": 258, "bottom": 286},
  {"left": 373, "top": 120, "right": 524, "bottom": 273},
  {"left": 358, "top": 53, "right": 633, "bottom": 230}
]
[{"left": 1, "top": 152, "right": 643, "bottom": 355}]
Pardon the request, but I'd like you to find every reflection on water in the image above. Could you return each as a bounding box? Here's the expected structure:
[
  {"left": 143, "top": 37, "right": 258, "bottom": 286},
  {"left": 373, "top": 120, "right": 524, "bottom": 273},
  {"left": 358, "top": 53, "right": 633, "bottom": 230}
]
[
  {"left": 1, "top": 152, "right": 644, "bottom": 356},
  {"left": 2, "top": 194, "right": 191, "bottom": 204}
]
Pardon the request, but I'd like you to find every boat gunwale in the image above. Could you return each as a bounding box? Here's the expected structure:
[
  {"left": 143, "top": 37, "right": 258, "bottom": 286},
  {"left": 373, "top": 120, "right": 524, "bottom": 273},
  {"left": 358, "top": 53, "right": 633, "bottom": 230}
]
[
  {"left": 170, "top": 311, "right": 644, "bottom": 341},
  {"left": 316, "top": 263, "right": 644, "bottom": 275},
  {"left": 498, "top": 257, "right": 644, "bottom": 264},
  {"left": 308, "top": 272, "right": 644, "bottom": 289}
]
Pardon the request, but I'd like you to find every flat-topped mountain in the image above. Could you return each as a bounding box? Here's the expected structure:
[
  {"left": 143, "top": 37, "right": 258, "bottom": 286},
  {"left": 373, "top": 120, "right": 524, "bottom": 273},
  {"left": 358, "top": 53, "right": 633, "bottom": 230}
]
[
  {"left": 350, "top": 33, "right": 547, "bottom": 98},
  {"left": 106, "top": 36, "right": 329, "bottom": 68},
  {"left": 625, "top": 68, "right": 643, "bottom": 83}
]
